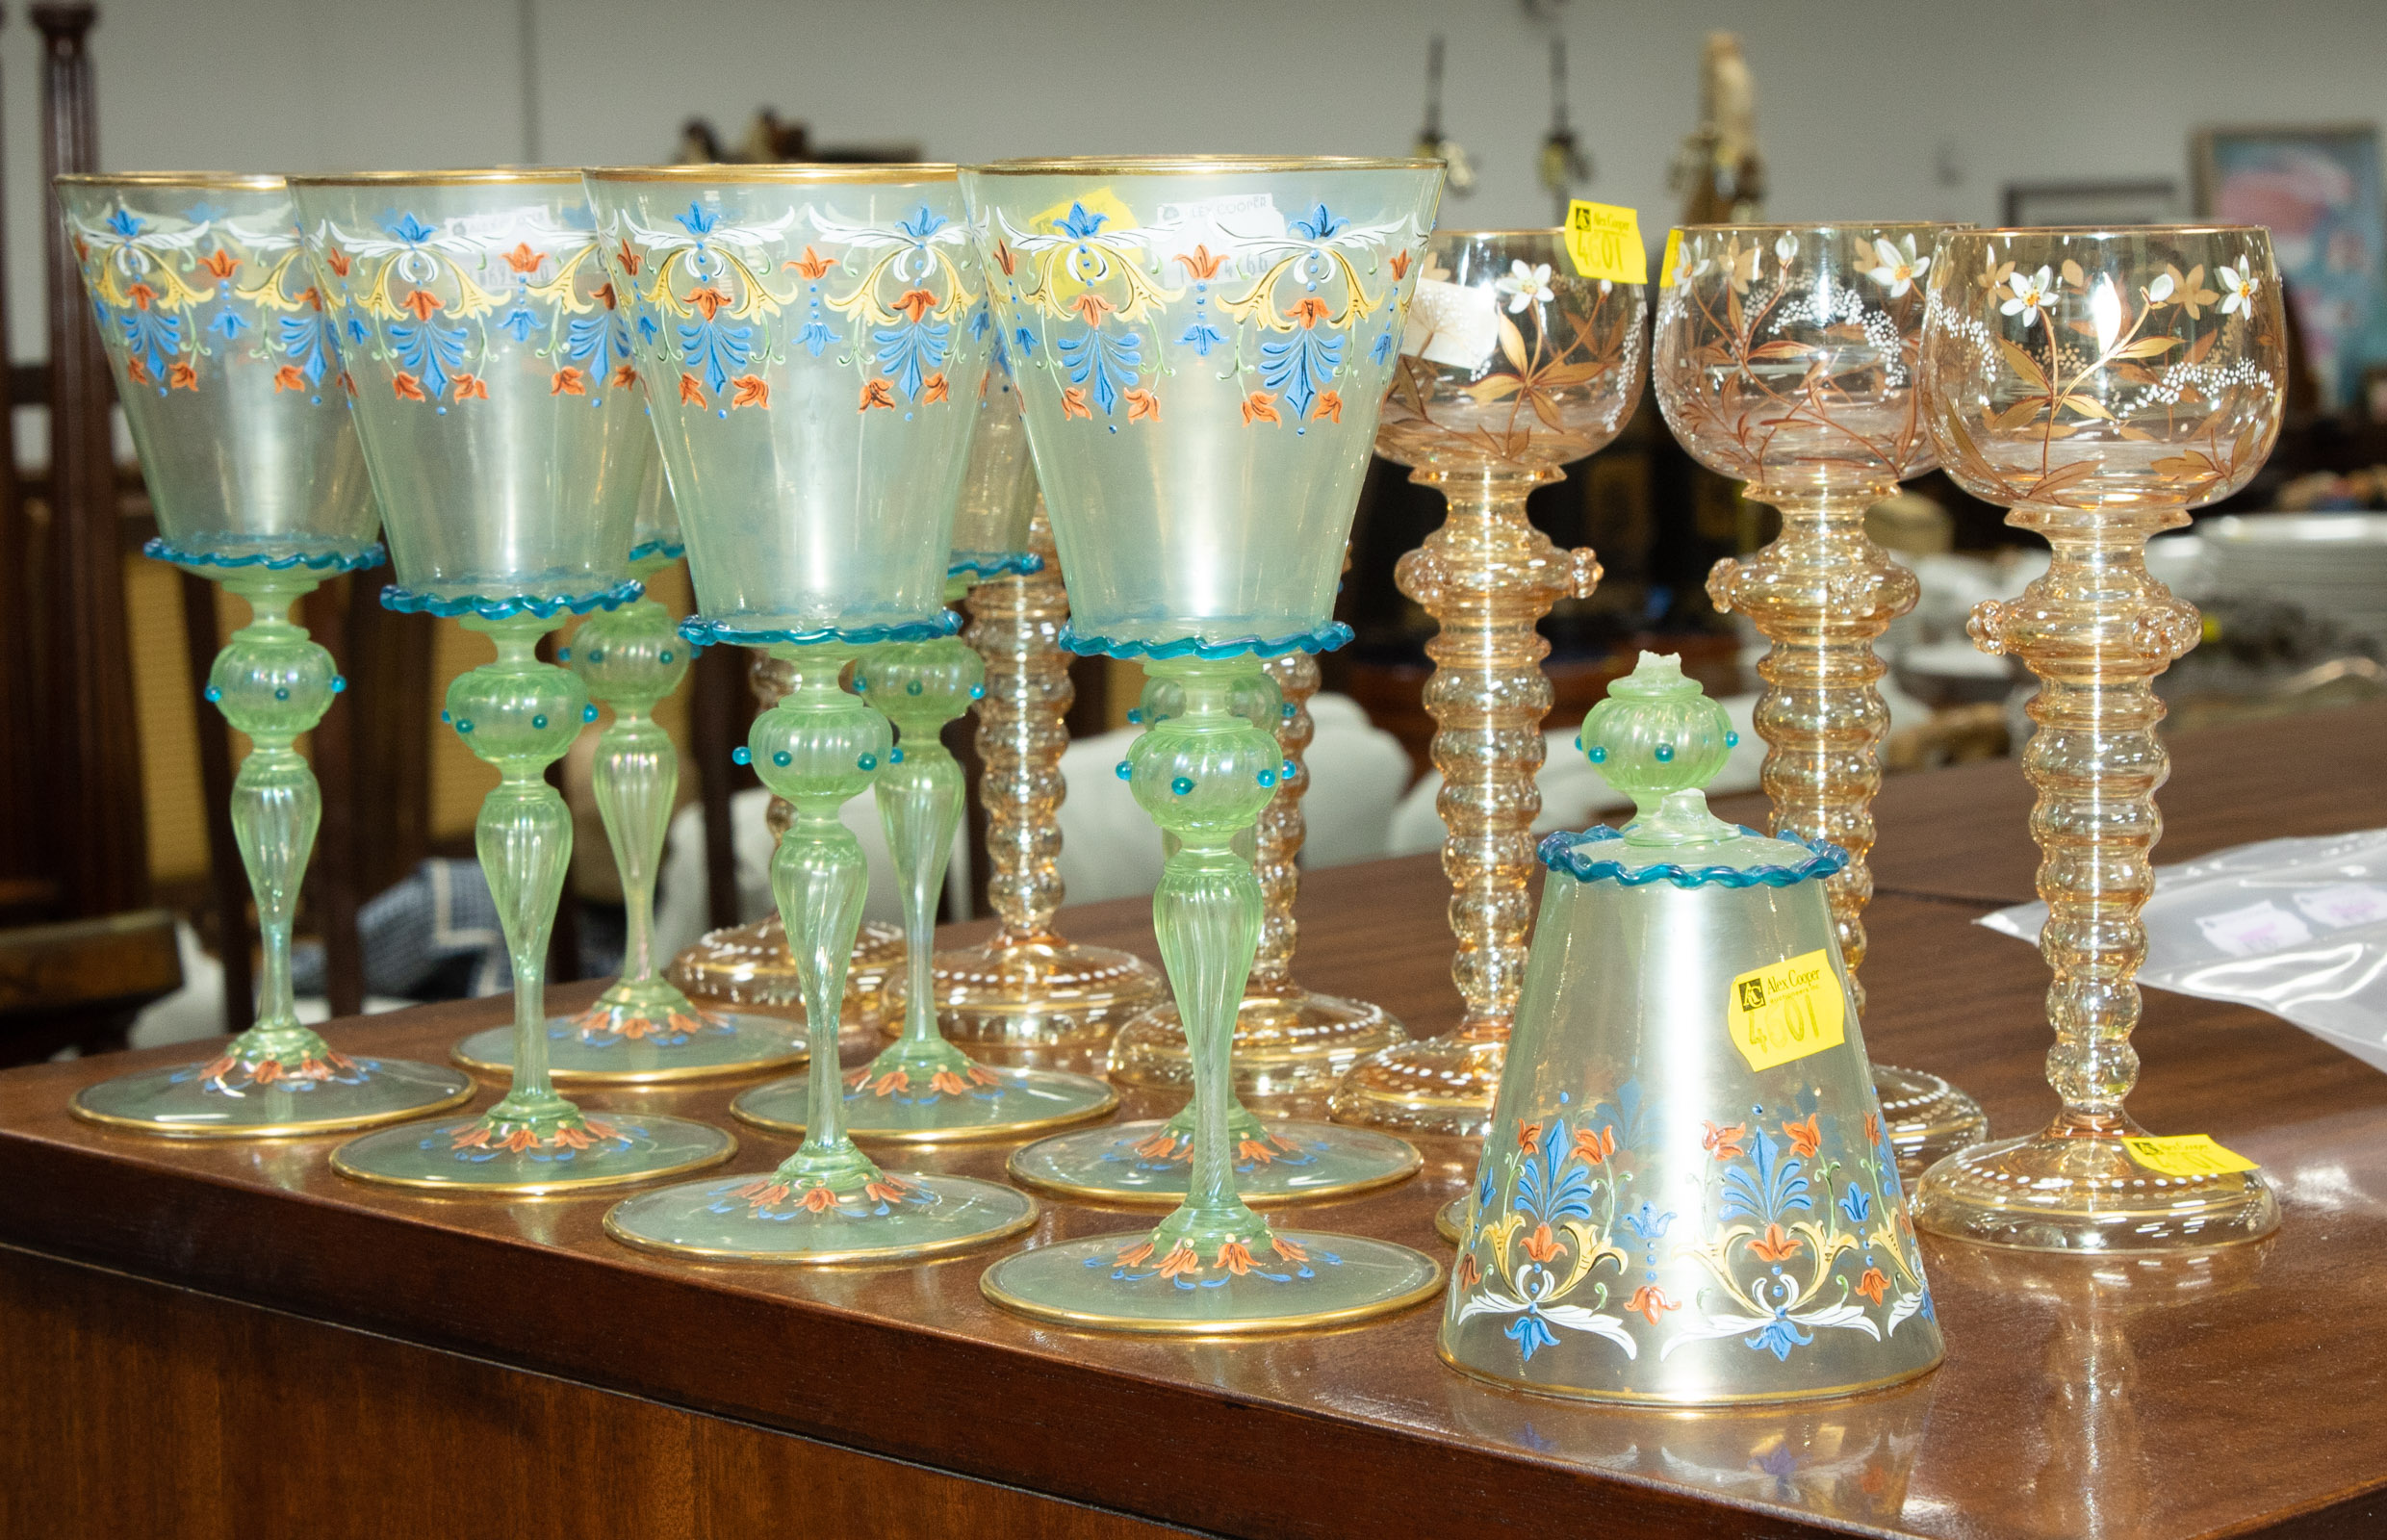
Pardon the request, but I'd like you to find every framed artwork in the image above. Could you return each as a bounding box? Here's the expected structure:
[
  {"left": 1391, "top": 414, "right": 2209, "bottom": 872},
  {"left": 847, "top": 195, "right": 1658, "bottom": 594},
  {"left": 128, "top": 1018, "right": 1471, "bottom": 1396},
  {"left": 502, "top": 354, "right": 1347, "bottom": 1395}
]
[
  {"left": 2196, "top": 124, "right": 2387, "bottom": 409},
  {"left": 2002, "top": 179, "right": 2185, "bottom": 228}
]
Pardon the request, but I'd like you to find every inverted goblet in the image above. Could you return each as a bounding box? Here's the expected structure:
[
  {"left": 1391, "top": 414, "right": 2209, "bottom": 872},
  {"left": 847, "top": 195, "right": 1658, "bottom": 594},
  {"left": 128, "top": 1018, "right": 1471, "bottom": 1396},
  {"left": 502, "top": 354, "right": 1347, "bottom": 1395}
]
[
  {"left": 295, "top": 169, "right": 733, "bottom": 1193},
  {"left": 585, "top": 164, "right": 1036, "bottom": 1263},
  {"left": 966, "top": 156, "right": 1446, "bottom": 1332},
  {"left": 1653, "top": 222, "right": 1989, "bottom": 1174},
  {"left": 1912, "top": 226, "right": 2285, "bottom": 1251},
  {"left": 1332, "top": 227, "right": 1646, "bottom": 1140},
  {"left": 59, "top": 171, "right": 473, "bottom": 1137},
  {"left": 927, "top": 355, "right": 1167, "bottom": 1046},
  {"left": 452, "top": 457, "right": 801, "bottom": 1082}
]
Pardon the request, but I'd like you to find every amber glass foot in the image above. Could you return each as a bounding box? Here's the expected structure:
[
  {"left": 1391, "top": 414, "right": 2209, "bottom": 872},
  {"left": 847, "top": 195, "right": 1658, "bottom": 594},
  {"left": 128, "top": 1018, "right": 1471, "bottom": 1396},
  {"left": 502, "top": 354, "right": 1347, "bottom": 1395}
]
[
  {"left": 927, "top": 937, "right": 1166, "bottom": 1046},
  {"left": 669, "top": 915, "right": 904, "bottom": 1024},
  {"left": 1108, "top": 988, "right": 1404, "bottom": 1097},
  {"left": 1874, "top": 1062, "right": 1989, "bottom": 1177},
  {"left": 1914, "top": 1114, "right": 2279, "bottom": 1253},
  {"left": 1433, "top": 1194, "right": 1466, "bottom": 1245},
  {"left": 1328, "top": 1029, "right": 1503, "bottom": 1138}
]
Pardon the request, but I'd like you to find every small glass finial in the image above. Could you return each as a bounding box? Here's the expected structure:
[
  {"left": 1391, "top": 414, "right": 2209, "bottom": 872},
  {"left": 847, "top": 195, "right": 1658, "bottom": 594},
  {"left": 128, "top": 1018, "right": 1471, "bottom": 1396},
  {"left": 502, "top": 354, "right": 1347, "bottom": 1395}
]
[{"left": 1579, "top": 652, "right": 1735, "bottom": 846}]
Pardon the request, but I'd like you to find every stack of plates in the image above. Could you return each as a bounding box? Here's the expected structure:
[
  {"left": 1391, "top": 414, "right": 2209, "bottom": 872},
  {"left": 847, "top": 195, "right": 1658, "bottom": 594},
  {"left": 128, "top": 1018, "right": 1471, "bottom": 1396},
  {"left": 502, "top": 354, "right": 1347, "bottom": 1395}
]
[{"left": 2200, "top": 514, "right": 2387, "bottom": 644}]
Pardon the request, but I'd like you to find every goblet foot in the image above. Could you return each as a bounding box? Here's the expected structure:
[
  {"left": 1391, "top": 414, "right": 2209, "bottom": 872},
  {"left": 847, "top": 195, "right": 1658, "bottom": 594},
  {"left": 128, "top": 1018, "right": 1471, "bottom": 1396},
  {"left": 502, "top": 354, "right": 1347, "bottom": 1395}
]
[
  {"left": 1007, "top": 1116, "right": 1420, "bottom": 1207},
  {"left": 1874, "top": 1062, "right": 1989, "bottom": 1178},
  {"left": 1107, "top": 988, "right": 1405, "bottom": 1096},
  {"left": 70, "top": 1053, "right": 473, "bottom": 1139},
  {"left": 926, "top": 937, "right": 1167, "bottom": 1046},
  {"left": 604, "top": 1169, "right": 1035, "bottom": 1264},
  {"left": 454, "top": 979, "right": 803, "bottom": 1084},
  {"left": 1327, "top": 1031, "right": 1506, "bottom": 1138},
  {"left": 981, "top": 1227, "right": 1443, "bottom": 1335},
  {"left": 668, "top": 915, "right": 905, "bottom": 1024},
  {"left": 331, "top": 1108, "right": 733, "bottom": 1194},
  {"left": 1434, "top": 1194, "right": 1467, "bottom": 1245},
  {"left": 1913, "top": 1116, "right": 2279, "bottom": 1253},
  {"left": 732, "top": 1060, "right": 1116, "bottom": 1143}
]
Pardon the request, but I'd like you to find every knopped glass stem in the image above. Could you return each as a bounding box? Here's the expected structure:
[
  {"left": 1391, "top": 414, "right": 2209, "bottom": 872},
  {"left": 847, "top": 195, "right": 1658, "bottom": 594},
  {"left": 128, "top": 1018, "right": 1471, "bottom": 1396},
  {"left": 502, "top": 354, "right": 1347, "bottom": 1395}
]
[
  {"left": 752, "top": 642, "right": 891, "bottom": 1195},
  {"left": 210, "top": 572, "right": 339, "bottom": 1070},
  {"left": 452, "top": 614, "right": 593, "bottom": 1137},
  {"left": 1399, "top": 463, "right": 1600, "bottom": 1036},
  {"left": 1131, "top": 656, "right": 1281, "bottom": 1264},
  {"left": 971, "top": 517, "right": 1072, "bottom": 949},
  {"left": 859, "top": 636, "right": 985, "bottom": 1084}
]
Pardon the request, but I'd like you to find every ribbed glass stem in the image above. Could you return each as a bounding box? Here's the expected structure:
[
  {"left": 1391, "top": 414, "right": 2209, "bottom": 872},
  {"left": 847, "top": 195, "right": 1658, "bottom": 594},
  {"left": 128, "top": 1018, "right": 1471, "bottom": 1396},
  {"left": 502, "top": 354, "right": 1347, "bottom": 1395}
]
[{"left": 967, "top": 508, "right": 1072, "bottom": 948}]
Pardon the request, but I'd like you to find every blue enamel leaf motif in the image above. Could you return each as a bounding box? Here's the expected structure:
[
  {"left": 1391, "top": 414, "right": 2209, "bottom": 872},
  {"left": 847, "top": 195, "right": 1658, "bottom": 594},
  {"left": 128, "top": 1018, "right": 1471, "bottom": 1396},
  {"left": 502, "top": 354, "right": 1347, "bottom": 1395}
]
[
  {"left": 105, "top": 207, "right": 144, "bottom": 239},
  {"left": 1839, "top": 1184, "right": 1872, "bottom": 1225},
  {"left": 1505, "top": 1311, "right": 1560, "bottom": 1361},
  {"left": 1372, "top": 328, "right": 1396, "bottom": 365},
  {"left": 1718, "top": 1126, "right": 1812, "bottom": 1226},
  {"left": 207, "top": 307, "right": 248, "bottom": 341},
  {"left": 895, "top": 204, "right": 948, "bottom": 242},
  {"left": 1057, "top": 202, "right": 1108, "bottom": 241},
  {"left": 1259, "top": 325, "right": 1344, "bottom": 419},
  {"left": 873, "top": 315, "right": 953, "bottom": 400},
  {"left": 566, "top": 309, "right": 632, "bottom": 376},
  {"left": 1747, "top": 1312, "right": 1815, "bottom": 1362},
  {"left": 118, "top": 304, "right": 183, "bottom": 377},
  {"left": 1057, "top": 326, "right": 1142, "bottom": 416},
  {"left": 390, "top": 317, "right": 468, "bottom": 398},
  {"left": 1178, "top": 317, "right": 1226, "bottom": 356},
  {"left": 497, "top": 301, "right": 540, "bottom": 344},
  {"left": 277, "top": 313, "right": 334, "bottom": 385},
  {"left": 679, "top": 313, "right": 754, "bottom": 395},
  {"left": 382, "top": 211, "right": 437, "bottom": 244},
  {"left": 1622, "top": 1201, "right": 1676, "bottom": 1244},
  {"left": 1289, "top": 203, "right": 1347, "bottom": 241},
  {"left": 674, "top": 201, "right": 719, "bottom": 238},
  {"left": 1513, "top": 1119, "right": 1596, "bottom": 1226}
]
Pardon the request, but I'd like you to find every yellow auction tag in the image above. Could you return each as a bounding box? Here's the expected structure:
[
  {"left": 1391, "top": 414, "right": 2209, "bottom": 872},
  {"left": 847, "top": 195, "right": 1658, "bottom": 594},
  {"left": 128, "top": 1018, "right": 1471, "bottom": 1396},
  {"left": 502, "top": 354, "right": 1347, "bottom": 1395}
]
[
  {"left": 2123, "top": 1135, "right": 2259, "bottom": 1178},
  {"left": 1728, "top": 949, "right": 1847, "bottom": 1072},
  {"left": 1658, "top": 227, "right": 1683, "bottom": 289},
  {"left": 1563, "top": 200, "right": 1646, "bottom": 284}
]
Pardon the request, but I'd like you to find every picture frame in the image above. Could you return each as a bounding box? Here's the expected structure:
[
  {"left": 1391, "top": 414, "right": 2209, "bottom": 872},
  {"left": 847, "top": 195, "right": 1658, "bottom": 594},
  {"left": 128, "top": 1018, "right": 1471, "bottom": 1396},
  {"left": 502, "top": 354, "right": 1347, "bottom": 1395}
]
[
  {"left": 2194, "top": 123, "right": 2387, "bottom": 410},
  {"left": 2001, "top": 179, "right": 2185, "bottom": 229}
]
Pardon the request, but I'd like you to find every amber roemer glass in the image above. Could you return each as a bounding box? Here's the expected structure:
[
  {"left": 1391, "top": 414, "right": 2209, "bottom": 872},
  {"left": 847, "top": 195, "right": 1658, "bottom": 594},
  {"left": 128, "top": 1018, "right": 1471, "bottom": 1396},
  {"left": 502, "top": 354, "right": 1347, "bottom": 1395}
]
[{"left": 1912, "top": 226, "right": 2286, "bottom": 1252}]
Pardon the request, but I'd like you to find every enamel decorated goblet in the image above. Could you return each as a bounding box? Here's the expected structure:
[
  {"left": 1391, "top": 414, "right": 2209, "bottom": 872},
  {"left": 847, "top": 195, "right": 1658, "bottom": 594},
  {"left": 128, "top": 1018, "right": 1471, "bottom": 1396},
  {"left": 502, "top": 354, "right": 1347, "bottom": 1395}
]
[
  {"left": 59, "top": 172, "right": 473, "bottom": 1137},
  {"left": 1652, "top": 222, "right": 1989, "bottom": 1175},
  {"left": 295, "top": 169, "right": 733, "bottom": 1194},
  {"left": 965, "top": 157, "right": 1446, "bottom": 1332},
  {"left": 1912, "top": 227, "right": 2286, "bottom": 1251},
  {"left": 452, "top": 456, "right": 802, "bottom": 1082},
  {"left": 586, "top": 164, "right": 1036, "bottom": 1264},
  {"left": 1330, "top": 228, "right": 1646, "bottom": 1141}
]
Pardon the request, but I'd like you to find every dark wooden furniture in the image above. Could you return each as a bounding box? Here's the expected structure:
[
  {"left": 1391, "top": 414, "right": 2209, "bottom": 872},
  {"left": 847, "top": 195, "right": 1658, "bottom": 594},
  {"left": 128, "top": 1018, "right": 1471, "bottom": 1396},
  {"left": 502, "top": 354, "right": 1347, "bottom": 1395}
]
[
  {"left": 3, "top": 706, "right": 2384, "bottom": 1537},
  {"left": 0, "top": 907, "right": 178, "bottom": 1064}
]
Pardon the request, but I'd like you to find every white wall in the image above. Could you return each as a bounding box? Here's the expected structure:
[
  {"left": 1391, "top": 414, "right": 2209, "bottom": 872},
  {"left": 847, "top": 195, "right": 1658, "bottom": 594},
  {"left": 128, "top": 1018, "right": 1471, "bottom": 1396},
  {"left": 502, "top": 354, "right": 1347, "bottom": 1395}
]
[{"left": 9, "top": 0, "right": 2387, "bottom": 381}]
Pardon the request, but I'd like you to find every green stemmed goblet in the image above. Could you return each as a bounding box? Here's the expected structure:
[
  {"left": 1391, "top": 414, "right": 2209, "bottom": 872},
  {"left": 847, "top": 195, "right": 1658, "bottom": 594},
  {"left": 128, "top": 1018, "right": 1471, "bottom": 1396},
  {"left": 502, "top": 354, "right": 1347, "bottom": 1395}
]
[
  {"left": 58, "top": 171, "right": 472, "bottom": 1138},
  {"left": 732, "top": 342, "right": 1116, "bottom": 1143},
  {"left": 965, "top": 156, "right": 1446, "bottom": 1332},
  {"left": 453, "top": 457, "right": 802, "bottom": 1083},
  {"left": 586, "top": 164, "right": 1036, "bottom": 1263},
  {"left": 295, "top": 169, "right": 733, "bottom": 1194}
]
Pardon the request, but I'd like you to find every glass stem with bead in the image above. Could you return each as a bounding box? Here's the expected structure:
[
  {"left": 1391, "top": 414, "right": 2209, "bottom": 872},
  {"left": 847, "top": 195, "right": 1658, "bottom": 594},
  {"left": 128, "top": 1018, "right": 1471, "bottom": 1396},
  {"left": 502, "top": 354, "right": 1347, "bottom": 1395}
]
[{"left": 749, "top": 642, "right": 892, "bottom": 1197}]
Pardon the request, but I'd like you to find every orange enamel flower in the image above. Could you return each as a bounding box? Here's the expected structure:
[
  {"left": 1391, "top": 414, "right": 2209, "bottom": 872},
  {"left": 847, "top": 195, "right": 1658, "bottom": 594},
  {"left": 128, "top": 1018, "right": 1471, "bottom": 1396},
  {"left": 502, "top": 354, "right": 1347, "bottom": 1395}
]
[
  {"left": 449, "top": 1123, "right": 494, "bottom": 1150},
  {"left": 550, "top": 1123, "right": 595, "bottom": 1149},
  {"left": 614, "top": 238, "right": 641, "bottom": 276},
  {"left": 992, "top": 241, "right": 1016, "bottom": 276},
  {"left": 611, "top": 364, "right": 638, "bottom": 388},
  {"left": 864, "top": 1180, "right": 911, "bottom": 1204},
  {"left": 198, "top": 247, "right": 238, "bottom": 280},
  {"left": 166, "top": 361, "right": 198, "bottom": 391},
  {"left": 1155, "top": 1242, "right": 1203, "bottom": 1278},
  {"left": 591, "top": 281, "right": 616, "bottom": 311},
  {"left": 1572, "top": 1124, "right": 1618, "bottom": 1167},
  {"left": 1864, "top": 1113, "right": 1882, "bottom": 1147},
  {"left": 1061, "top": 386, "right": 1092, "bottom": 420},
  {"left": 1285, "top": 295, "right": 1332, "bottom": 328},
  {"left": 1703, "top": 1120, "right": 1748, "bottom": 1160},
  {"left": 501, "top": 1125, "right": 539, "bottom": 1152},
  {"left": 687, "top": 286, "right": 731, "bottom": 321},
  {"left": 1517, "top": 1120, "right": 1543, "bottom": 1154},
  {"left": 1311, "top": 391, "right": 1342, "bottom": 423},
  {"left": 400, "top": 289, "right": 443, "bottom": 321},
  {"left": 921, "top": 372, "right": 950, "bottom": 404},
  {"left": 551, "top": 367, "right": 587, "bottom": 397},
  {"left": 199, "top": 1056, "right": 237, "bottom": 1081},
  {"left": 1240, "top": 390, "right": 1280, "bottom": 425},
  {"left": 1237, "top": 1138, "right": 1276, "bottom": 1165},
  {"left": 326, "top": 1051, "right": 358, "bottom": 1071},
  {"left": 801, "top": 1186, "right": 839, "bottom": 1213},
  {"left": 1627, "top": 1284, "right": 1677, "bottom": 1324},
  {"left": 1391, "top": 249, "right": 1411, "bottom": 281},
  {"left": 1270, "top": 1236, "right": 1307, "bottom": 1263},
  {"left": 1456, "top": 1252, "right": 1481, "bottom": 1289},
  {"left": 1217, "top": 1241, "right": 1256, "bottom": 1275},
  {"left": 1783, "top": 1115, "right": 1823, "bottom": 1159},
  {"left": 126, "top": 358, "right": 151, "bottom": 385},
  {"left": 326, "top": 247, "right": 351, "bottom": 277},
  {"left": 392, "top": 372, "right": 426, "bottom": 401},
  {"left": 126, "top": 281, "right": 157, "bottom": 310},
  {"left": 731, "top": 1179, "right": 789, "bottom": 1205},
  {"left": 930, "top": 1068, "right": 970, "bottom": 1097},
  {"left": 1123, "top": 387, "right": 1160, "bottom": 422},
  {"left": 581, "top": 1117, "right": 618, "bottom": 1142},
  {"left": 967, "top": 1065, "right": 1000, "bottom": 1087},
  {"left": 1854, "top": 1267, "right": 1890, "bottom": 1306},
  {"left": 860, "top": 378, "right": 896, "bottom": 412},
  {"left": 893, "top": 288, "right": 937, "bottom": 323},
  {"left": 785, "top": 245, "right": 833, "bottom": 280},
  {"left": 251, "top": 1058, "right": 283, "bottom": 1084},
  {"left": 1133, "top": 1131, "right": 1180, "bottom": 1159},
  {"left": 339, "top": 371, "right": 356, "bottom": 396},
  {"left": 869, "top": 1068, "right": 909, "bottom": 1096},
  {"left": 731, "top": 373, "right": 770, "bottom": 409},
  {"left": 1522, "top": 1223, "right": 1564, "bottom": 1264},
  {"left": 1115, "top": 1241, "right": 1155, "bottom": 1267},
  {"left": 1069, "top": 292, "right": 1115, "bottom": 327},
  {"left": 501, "top": 242, "right": 542, "bottom": 274},
  {"left": 1750, "top": 1222, "right": 1803, "bottom": 1263},
  {"left": 299, "top": 286, "right": 323, "bottom": 312},
  {"left": 1173, "top": 244, "right": 1223, "bottom": 280},
  {"left": 454, "top": 373, "right": 489, "bottom": 401},
  {"left": 678, "top": 372, "right": 706, "bottom": 405}
]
